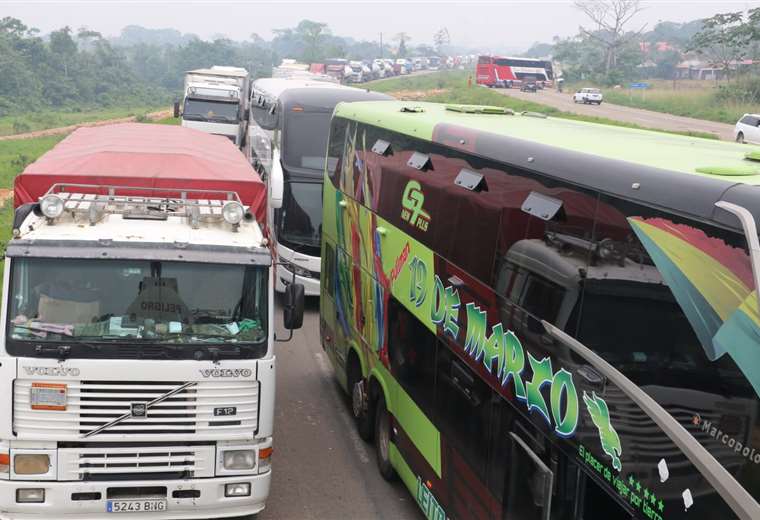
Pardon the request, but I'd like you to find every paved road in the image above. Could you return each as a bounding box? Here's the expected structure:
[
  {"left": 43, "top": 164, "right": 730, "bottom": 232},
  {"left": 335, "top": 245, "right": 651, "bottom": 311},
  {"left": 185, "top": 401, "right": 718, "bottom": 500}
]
[
  {"left": 495, "top": 87, "right": 735, "bottom": 141},
  {"left": 258, "top": 298, "right": 421, "bottom": 520}
]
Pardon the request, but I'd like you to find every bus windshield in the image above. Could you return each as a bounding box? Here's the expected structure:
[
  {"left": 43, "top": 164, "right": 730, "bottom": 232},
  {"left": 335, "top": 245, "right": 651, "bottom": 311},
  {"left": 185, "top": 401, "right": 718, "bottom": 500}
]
[
  {"left": 7, "top": 258, "right": 268, "bottom": 352},
  {"left": 283, "top": 111, "right": 334, "bottom": 171},
  {"left": 278, "top": 180, "right": 323, "bottom": 253}
]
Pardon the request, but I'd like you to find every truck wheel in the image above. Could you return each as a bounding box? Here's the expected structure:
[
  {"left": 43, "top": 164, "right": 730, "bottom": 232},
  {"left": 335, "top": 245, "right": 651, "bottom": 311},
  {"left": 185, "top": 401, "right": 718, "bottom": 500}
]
[
  {"left": 348, "top": 358, "right": 373, "bottom": 441},
  {"left": 737, "top": 132, "right": 745, "bottom": 143},
  {"left": 374, "top": 394, "right": 396, "bottom": 481}
]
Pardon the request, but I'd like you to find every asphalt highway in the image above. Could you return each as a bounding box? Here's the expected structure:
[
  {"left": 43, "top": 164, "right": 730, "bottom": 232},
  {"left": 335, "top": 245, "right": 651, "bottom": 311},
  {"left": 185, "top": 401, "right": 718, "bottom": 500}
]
[{"left": 257, "top": 298, "right": 421, "bottom": 520}]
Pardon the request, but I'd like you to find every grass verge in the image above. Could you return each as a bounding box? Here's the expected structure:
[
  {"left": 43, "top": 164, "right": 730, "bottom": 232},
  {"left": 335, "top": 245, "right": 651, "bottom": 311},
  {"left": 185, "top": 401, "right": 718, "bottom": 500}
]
[
  {"left": 0, "top": 106, "right": 168, "bottom": 136},
  {"left": 564, "top": 79, "right": 751, "bottom": 125},
  {"left": 366, "top": 71, "right": 720, "bottom": 140}
]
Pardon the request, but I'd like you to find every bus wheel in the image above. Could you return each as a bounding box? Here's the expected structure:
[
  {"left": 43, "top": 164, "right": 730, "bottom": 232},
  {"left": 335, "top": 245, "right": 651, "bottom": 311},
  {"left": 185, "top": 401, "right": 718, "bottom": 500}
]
[
  {"left": 348, "top": 358, "right": 373, "bottom": 441},
  {"left": 737, "top": 132, "right": 745, "bottom": 143},
  {"left": 374, "top": 394, "right": 396, "bottom": 481}
]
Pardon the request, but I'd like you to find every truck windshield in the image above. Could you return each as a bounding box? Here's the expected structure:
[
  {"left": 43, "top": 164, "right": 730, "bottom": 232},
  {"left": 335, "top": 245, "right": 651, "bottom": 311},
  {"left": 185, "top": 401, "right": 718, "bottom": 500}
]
[
  {"left": 277, "top": 180, "right": 323, "bottom": 255},
  {"left": 7, "top": 258, "right": 267, "bottom": 352},
  {"left": 183, "top": 99, "right": 239, "bottom": 123}
]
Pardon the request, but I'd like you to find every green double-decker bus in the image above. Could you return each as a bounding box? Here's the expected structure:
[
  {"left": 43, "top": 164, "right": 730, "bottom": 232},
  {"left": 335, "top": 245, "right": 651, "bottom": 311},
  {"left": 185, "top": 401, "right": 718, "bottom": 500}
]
[{"left": 319, "top": 101, "right": 760, "bottom": 520}]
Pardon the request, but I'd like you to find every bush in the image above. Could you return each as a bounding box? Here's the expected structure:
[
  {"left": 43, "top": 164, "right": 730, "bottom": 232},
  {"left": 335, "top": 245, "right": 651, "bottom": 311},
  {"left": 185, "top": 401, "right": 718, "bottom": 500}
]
[
  {"left": 11, "top": 120, "right": 31, "bottom": 134},
  {"left": 713, "top": 77, "right": 760, "bottom": 106}
]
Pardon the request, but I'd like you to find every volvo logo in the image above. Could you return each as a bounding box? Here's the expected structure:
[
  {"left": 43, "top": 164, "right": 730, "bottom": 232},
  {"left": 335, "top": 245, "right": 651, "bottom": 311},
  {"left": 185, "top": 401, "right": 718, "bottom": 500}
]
[
  {"left": 199, "top": 368, "right": 252, "bottom": 378},
  {"left": 130, "top": 402, "right": 147, "bottom": 418},
  {"left": 23, "top": 366, "right": 80, "bottom": 377}
]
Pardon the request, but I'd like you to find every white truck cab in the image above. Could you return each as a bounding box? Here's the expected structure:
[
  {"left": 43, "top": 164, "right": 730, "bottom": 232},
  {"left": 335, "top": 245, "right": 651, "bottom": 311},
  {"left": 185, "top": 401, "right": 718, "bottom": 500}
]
[
  {"left": 0, "top": 124, "right": 304, "bottom": 519},
  {"left": 178, "top": 67, "right": 250, "bottom": 148}
]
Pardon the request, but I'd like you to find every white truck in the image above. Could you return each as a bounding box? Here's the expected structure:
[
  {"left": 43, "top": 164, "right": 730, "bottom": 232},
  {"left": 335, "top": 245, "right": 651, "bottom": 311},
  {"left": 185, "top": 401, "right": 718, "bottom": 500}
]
[
  {"left": 2, "top": 123, "right": 304, "bottom": 519},
  {"left": 176, "top": 66, "right": 251, "bottom": 149}
]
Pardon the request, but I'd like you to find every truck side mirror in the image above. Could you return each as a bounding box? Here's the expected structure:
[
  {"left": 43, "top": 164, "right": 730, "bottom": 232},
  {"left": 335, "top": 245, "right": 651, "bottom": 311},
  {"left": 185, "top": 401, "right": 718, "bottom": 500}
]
[
  {"left": 173, "top": 101, "right": 180, "bottom": 118},
  {"left": 283, "top": 283, "right": 305, "bottom": 330}
]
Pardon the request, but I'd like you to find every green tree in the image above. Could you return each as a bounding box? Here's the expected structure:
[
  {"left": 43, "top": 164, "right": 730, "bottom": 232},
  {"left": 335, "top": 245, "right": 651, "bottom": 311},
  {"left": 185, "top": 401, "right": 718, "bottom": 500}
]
[
  {"left": 574, "top": 0, "right": 646, "bottom": 74},
  {"left": 394, "top": 32, "right": 410, "bottom": 57},
  {"left": 296, "top": 20, "right": 329, "bottom": 62}
]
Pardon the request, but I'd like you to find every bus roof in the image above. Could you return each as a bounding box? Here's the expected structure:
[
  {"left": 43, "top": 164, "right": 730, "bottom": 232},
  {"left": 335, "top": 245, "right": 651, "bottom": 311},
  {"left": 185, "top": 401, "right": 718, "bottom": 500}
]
[
  {"left": 279, "top": 86, "right": 391, "bottom": 112},
  {"left": 252, "top": 77, "right": 354, "bottom": 99},
  {"left": 333, "top": 101, "right": 760, "bottom": 229}
]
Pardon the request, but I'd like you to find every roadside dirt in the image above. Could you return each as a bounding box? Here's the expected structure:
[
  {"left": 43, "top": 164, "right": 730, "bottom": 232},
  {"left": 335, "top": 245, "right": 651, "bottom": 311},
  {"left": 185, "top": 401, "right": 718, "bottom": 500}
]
[
  {"left": 387, "top": 88, "right": 448, "bottom": 100},
  {"left": 0, "top": 109, "right": 173, "bottom": 142}
]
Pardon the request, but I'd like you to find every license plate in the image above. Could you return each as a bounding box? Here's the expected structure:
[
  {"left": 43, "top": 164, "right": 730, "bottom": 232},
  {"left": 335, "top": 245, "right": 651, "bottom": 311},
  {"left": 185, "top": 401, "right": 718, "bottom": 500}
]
[{"left": 107, "top": 499, "right": 167, "bottom": 513}]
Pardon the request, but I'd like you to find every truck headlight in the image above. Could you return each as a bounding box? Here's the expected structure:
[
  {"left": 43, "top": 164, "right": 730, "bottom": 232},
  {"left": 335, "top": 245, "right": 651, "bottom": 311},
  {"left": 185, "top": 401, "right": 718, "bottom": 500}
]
[
  {"left": 40, "top": 195, "right": 64, "bottom": 219},
  {"left": 223, "top": 450, "right": 255, "bottom": 471},
  {"left": 14, "top": 454, "right": 50, "bottom": 475}
]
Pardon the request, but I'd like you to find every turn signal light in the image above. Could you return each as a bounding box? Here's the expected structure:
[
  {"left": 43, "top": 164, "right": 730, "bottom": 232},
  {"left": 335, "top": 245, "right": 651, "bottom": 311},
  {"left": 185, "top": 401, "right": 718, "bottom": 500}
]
[
  {"left": 0, "top": 453, "right": 10, "bottom": 473},
  {"left": 258, "top": 446, "right": 273, "bottom": 475}
]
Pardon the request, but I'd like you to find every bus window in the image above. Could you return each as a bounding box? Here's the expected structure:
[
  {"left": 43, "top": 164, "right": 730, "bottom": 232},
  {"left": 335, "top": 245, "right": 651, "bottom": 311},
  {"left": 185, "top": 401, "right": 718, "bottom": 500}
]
[
  {"left": 435, "top": 344, "right": 491, "bottom": 483},
  {"left": 327, "top": 117, "right": 348, "bottom": 183},
  {"left": 520, "top": 274, "right": 565, "bottom": 326},
  {"left": 579, "top": 195, "right": 760, "bottom": 516},
  {"left": 388, "top": 298, "right": 437, "bottom": 413}
]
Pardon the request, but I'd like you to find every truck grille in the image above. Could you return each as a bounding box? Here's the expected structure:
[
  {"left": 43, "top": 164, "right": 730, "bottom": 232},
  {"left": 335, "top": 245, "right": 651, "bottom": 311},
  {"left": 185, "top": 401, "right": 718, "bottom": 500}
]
[
  {"left": 58, "top": 444, "right": 215, "bottom": 481},
  {"left": 14, "top": 380, "right": 259, "bottom": 441}
]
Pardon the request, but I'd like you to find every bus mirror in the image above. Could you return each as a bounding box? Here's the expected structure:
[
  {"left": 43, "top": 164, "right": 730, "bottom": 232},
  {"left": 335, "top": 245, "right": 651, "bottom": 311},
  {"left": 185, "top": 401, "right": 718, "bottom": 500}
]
[
  {"left": 270, "top": 150, "right": 284, "bottom": 209},
  {"left": 283, "top": 283, "right": 305, "bottom": 330},
  {"left": 173, "top": 101, "right": 180, "bottom": 118}
]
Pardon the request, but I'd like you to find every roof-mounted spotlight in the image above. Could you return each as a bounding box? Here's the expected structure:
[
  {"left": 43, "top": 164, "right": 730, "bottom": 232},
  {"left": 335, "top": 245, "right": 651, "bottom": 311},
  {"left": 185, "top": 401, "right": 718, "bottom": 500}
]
[
  {"left": 40, "top": 194, "right": 64, "bottom": 219},
  {"left": 222, "top": 201, "right": 245, "bottom": 226}
]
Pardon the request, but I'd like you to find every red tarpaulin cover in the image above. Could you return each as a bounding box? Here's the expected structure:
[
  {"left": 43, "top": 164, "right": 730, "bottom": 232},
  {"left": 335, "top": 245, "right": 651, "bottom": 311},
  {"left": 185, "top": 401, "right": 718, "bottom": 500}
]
[{"left": 14, "top": 123, "right": 267, "bottom": 224}]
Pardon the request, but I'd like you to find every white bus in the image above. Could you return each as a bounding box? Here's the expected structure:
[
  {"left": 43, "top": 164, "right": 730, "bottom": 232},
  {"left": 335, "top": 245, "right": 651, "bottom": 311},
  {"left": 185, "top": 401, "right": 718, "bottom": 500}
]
[{"left": 247, "top": 78, "right": 391, "bottom": 296}]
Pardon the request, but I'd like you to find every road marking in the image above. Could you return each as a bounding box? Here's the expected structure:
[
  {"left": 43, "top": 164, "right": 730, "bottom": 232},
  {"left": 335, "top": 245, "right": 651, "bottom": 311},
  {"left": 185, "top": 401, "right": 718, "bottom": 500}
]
[{"left": 314, "top": 352, "right": 371, "bottom": 464}]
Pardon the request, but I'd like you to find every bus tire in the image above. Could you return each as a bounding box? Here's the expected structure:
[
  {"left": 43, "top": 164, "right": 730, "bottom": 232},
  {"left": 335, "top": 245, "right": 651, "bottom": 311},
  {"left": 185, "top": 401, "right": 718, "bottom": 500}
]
[
  {"left": 348, "top": 356, "right": 373, "bottom": 441},
  {"left": 374, "top": 393, "right": 396, "bottom": 481},
  {"left": 737, "top": 132, "right": 745, "bottom": 143}
]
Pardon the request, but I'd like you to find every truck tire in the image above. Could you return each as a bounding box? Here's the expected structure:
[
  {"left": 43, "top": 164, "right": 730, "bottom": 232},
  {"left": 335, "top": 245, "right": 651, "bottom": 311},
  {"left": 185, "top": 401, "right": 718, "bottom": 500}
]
[
  {"left": 348, "top": 358, "right": 373, "bottom": 441},
  {"left": 374, "top": 394, "right": 396, "bottom": 481}
]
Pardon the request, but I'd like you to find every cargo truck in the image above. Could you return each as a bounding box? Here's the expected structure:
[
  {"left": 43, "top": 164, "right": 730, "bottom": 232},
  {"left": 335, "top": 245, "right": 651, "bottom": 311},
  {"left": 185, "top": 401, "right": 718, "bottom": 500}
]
[
  {"left": 175, "top": 66, "right": 251, "bottom": 149},
  {"left": 1, "top": 123, "right": 303, "bottom": 519}
]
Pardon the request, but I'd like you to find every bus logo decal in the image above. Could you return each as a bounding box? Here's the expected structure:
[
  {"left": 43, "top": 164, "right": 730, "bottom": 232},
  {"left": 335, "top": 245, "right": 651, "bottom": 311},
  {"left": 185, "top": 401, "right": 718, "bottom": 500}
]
[
  {"left": 584, "top": 391, "right": 623, "bottom": 471},
  {"left": 401, "top": 181, "right": 431, "bottom": 231}
]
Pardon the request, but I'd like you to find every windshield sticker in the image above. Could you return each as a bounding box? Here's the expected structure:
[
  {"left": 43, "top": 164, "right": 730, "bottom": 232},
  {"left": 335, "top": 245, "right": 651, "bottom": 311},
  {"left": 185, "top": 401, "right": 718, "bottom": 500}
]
[{"left": 401, "top": 180, "right": 431, "bottom": 231}]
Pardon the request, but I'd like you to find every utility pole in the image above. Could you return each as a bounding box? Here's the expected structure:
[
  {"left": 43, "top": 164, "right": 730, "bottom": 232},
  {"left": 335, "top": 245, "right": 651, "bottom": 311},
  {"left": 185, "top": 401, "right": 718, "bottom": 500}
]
[{"left": 380, "top": 32, "right": 383, "bottom": 59}]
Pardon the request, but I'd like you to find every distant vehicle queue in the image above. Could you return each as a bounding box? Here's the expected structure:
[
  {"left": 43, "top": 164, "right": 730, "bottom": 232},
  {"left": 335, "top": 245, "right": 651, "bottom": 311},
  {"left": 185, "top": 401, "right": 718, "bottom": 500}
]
[{"left": 275, "top": 54, "right": 476, "bottom": 85}]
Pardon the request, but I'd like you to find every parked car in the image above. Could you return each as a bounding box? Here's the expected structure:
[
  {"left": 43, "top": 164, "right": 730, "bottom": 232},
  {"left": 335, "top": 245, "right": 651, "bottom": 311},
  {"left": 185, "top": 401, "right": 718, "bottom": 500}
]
[
  {"left": 573, "top": 88, "right": 603, "bottom": 104},
  {"left": 734, "top": 113, "right": 760, "bottom": 144},
  {"left": 520, "top": 82, "right": 538, "bottom": 93}
]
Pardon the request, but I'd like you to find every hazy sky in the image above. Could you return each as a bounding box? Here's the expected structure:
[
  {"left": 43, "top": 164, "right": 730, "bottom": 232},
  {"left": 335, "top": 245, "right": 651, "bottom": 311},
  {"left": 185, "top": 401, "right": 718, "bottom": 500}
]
[{"left": 3, "top": 0, "right": 759, "bottom": 51}]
